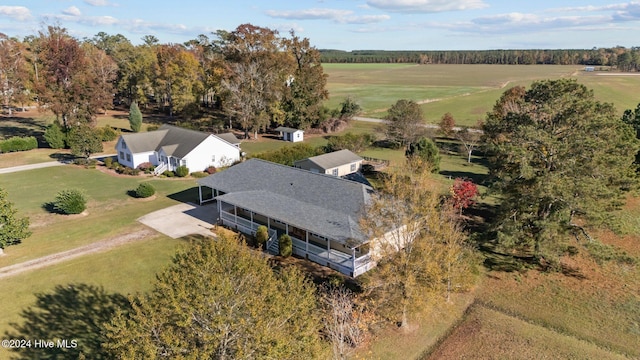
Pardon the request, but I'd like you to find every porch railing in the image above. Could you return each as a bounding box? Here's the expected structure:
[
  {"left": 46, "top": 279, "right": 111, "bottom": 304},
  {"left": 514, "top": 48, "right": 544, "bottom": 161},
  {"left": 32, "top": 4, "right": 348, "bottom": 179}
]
[
  {"left": 154, "top": 162, "right": 167, "bottom": 176},
  {"left": 220, "top": 210, "right": 374, "bottom": 276}
]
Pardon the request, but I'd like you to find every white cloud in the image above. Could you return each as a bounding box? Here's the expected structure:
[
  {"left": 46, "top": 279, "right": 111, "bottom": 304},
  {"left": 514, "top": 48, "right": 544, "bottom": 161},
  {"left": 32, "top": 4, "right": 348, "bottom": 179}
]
[
  {"left": 366, "top": 0, "right": 488, "bottom": 13},
  {"left": 265, "top": 8, "right": 353, "bottom": 20},
  {"left": 0, "top": 6, "right": 32, "bottom": 21},
  {"left": 345, "top": 14, "right": 391, "bottom": 24},
  {"left": 84, "top": 0, "right": 117, "bottom": 6},
  {"left": 265, "top": 7, "right": 390, "bottom": 24},
  {"left": 63, "top": 6, "right": 82, "bottom": 17},
  {"left": 437, "top": 12, "right": 613, "bottom": 35}
]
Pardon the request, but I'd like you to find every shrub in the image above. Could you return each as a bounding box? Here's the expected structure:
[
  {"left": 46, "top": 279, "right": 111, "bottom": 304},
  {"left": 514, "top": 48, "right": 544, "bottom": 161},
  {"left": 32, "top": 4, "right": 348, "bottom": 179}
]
[
  {"left": 175, "top": 165, "right": 189, "bottom": 177},
  {"left": 405, "top": 137, "right": 440, "bottom": 173},
  {"left": 137, "top": 162, "right": 153, "bottom": 171},
  {"left": 52, "top": 189, "right": 87, "bottom": 215},
  {"left": 134, "top": 183, "right": 156, "bottom": 198},
  {"left": 190, "top": 171, "right": 208, "bottom": 178},
  {"left": 253, "top": 143, "right": 324, "bottom": 166},
  {"left": 117, "top": 166, "right": 140, "bottom": 176},
  {"left": 100, "top": 125, "right": 119, "bottom": 141},
  {"left": 162, "top": 170, "right": 174, "bottom": 177},
  {"left": 278, "top": 234, "right": 292, "bottom": 257},
  {"left": 255, "top": 226, "right": 269, "bottom": 247},
  {"left": 325, "top": 132, "right": 374, "bottom": 153},
  {"left": 73, "top": 158, "right": 97, "bottom": 168},
  {"left": 44, "top": 123, "right": 66, "bottom": 149},
  {"left": 0, "top": 136, "right": 38, "bottom": 153},
  {"left": 205, "top": 166, "right": 217, "bottom": 174},
  {"left": 103, "top": 157, "right": 113, "bottom": 168},
  {"left": 146, "top": 125, "right": 159, "bottom": 131}
]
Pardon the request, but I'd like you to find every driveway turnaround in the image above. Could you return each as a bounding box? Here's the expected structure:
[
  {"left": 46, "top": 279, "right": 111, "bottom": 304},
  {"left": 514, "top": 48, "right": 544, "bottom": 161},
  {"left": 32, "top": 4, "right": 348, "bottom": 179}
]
[{"left": 138, "top": 203, "right": 218, "bottom": 239}]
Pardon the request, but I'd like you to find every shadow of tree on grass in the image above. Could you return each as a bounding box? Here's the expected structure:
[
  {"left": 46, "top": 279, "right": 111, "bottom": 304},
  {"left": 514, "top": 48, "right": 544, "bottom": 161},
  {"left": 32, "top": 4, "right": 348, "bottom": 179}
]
[{"left": 5, "top": 283, "right": 131, "bottom": 359}]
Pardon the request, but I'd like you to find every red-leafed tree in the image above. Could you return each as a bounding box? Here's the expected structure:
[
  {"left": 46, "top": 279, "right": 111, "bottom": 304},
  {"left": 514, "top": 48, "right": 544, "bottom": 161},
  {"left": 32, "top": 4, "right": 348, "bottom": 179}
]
[{"left": 450, "top": 178, "right": 478, "bottom": 214}]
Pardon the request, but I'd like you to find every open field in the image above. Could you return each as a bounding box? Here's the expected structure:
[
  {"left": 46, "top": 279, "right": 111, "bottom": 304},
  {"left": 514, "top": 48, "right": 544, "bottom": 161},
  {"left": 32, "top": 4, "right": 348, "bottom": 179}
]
[
  {"left": 0, "top": 166, "right": 195, "bottom": 267},
  {"left": 427, "top": 304, "right": 629, "bottom": 360},
  {"left": 323, "top": 64, "right": 640, "bottom": 126},
  {"left": 0, "top": 234, "right": 189, "bottom": 359},
  {"left": 0, "top": 164, "right": 202, "bottom": 358}
]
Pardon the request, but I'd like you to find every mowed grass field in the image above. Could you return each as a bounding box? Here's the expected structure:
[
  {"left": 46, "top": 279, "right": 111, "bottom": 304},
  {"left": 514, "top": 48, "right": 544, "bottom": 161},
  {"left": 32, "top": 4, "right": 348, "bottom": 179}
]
[
  {"left": 323, "top": 64, "right": 640, "bottom": 126},
  {"left": 0, "top": 165, "right": 201, "bottom": 358}
]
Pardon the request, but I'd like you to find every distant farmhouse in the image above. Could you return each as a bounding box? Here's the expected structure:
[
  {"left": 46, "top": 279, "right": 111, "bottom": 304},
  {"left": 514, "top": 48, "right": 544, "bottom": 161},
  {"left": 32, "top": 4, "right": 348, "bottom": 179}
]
[
  {"left": 197, "top": 158, "right": 390, "bottom": 277},
  {"left": 274, "top": 126, "right": 304, "bottom": 142},
  {"left": 294, "top": 149, "right": 363, "bottom": 177},
  {"left": 116, "top": 125, "right": 240, "bottom": 174}
]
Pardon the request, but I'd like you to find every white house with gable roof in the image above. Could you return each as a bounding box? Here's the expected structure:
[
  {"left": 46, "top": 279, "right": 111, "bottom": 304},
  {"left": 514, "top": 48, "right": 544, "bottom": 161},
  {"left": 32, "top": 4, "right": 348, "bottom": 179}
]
[{"left": 116, "top": 125, "right": 240, "bottom": 174}]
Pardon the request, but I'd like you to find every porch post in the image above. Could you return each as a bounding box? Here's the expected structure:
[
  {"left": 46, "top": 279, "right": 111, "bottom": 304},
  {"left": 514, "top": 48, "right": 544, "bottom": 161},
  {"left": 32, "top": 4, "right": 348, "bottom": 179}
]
[
  {"left": 217, "top": 200, "right": 222, "bottom": 224},
  {"left": 198, "top": 185, "right": 202, "bottom": 205},
  {"left": 327, "top": 239, "right": 331, "bottom": 261},
  {"left": 250, "top": 211, "right": 254, "bottom": 229},
  {"left": 234, "top": 205, "right": 238, "bottom": 225},
  {"left": 267, "top": 217, "right": 270, "bottom": 231},
  {"left": 285, "top": 223, "right": 289, "bottom": 235},
  {"left": 352, "top": 248, "right": 356, "bottom": 273},
  {"left": 305, "top": 231, "right": 309, "bottom": 253}
]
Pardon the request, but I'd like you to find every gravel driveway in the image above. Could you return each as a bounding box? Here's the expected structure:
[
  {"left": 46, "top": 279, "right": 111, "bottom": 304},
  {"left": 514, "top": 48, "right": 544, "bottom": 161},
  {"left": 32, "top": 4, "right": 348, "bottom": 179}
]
[{"left": 138, "top": 203, "right": 218, "bottom": 239}]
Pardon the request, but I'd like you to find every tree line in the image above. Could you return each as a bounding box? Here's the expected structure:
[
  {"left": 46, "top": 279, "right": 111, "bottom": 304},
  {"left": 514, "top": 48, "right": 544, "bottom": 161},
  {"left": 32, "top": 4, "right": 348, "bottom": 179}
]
[
  {"left": 320, "top": 48, "right": 640, "bottom": 70},
  {"left": 0, "top": 23, "right": 337, "bottom": 139}
]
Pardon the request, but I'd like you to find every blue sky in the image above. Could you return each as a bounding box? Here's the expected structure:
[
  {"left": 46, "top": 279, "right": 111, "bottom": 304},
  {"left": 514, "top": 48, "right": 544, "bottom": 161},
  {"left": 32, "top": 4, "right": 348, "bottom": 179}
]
[{"left": 1, "top": 1, "right": 639, "bottom": 50}]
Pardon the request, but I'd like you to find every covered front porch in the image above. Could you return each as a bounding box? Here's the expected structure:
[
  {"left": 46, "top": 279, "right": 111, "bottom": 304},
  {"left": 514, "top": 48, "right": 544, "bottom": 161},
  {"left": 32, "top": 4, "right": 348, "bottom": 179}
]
[{"left": 217, "top": 200, "right": 375, "bottom": 277}]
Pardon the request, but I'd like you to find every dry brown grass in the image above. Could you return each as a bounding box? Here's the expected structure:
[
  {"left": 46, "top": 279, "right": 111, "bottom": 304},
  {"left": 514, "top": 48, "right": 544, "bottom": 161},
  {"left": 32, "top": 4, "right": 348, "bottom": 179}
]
[{"left": 427, "top": 304, "right": 629, "bottom": 360}]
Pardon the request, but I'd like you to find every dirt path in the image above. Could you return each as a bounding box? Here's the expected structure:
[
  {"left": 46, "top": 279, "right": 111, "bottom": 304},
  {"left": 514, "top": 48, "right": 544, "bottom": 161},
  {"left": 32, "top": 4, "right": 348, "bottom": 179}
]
[{"left": 0, "top": 229, "right": 156, "bottom": 279}]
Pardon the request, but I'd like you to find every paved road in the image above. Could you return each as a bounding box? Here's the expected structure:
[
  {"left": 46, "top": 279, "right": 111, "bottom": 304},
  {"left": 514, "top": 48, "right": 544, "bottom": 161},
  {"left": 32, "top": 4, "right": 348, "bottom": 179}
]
[
  {"left": 0, "top": 161, "right": 66, "bottom": 174},
  {"left": 353, "top": 117, "right": 483, "bottom": 134},
  {"left": 0, "top": 153, "right": 117, "bottom": 175}
]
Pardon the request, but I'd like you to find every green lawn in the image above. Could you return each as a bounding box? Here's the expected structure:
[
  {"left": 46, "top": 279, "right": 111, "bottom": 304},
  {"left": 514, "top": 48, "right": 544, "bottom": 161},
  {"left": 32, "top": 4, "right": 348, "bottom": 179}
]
[
  {"left": 0, "top": 165, "right": 201, "bottom": 358},
  {"left": 0, "top": 233, "right": 187, "bottom": 359},
  {"left": 0, "top": 166, "right": 195, "bottom": 267}
]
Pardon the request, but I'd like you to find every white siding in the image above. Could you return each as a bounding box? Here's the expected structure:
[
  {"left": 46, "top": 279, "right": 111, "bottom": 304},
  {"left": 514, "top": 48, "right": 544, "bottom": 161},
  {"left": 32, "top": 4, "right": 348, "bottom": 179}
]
[
  {"left": 328, "top": 161, "right": 363, "bottom": 176},
  {"left": 291, "top": 130, "right": 304, "bottom": 142},
  {"left": 181, "top": 135, "right": 240, "bottom": 172},
  {"left": 131, "top": 151, "right": 156, "bottom": 169},
  {"left": 116, "top": 137, "right": 135, "bottom": 168}
]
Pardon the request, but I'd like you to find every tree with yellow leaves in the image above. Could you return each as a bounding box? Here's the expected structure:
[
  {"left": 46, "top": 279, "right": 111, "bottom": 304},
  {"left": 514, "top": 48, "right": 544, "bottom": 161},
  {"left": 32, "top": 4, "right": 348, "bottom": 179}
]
[{"left": 360, "top": 159, "right": 473, "bottom": 328}]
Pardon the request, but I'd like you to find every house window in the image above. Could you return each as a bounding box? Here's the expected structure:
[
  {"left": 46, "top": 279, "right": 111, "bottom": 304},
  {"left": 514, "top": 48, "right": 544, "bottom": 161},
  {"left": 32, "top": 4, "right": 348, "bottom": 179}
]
[
  {"left": 121, "top": 141, "right": 126, "bottom": 149},
  {"left": 332, "top": 168, "right": 339, "bottom": 176},
  {"left": 211, "top": 155, "right": 216, "bottom": 163},
  {"left": 119, "top": 151, "right": 124, "bottom": 160},
  {"left": 126, "top": 153, "right": 131, "bottom": 162},
  {"left": 350, "top": 163, "right": 357, "bottom": 172},
  {"left": 181, "top": 159, "right": 187, "bottom": 166}
]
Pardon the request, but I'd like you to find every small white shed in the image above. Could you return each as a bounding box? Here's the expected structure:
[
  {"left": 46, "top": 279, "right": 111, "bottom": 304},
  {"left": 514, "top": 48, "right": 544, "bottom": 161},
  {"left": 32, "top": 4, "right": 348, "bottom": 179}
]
[{"left": 274, "top": 126, "right": 304, "bottom": 142}]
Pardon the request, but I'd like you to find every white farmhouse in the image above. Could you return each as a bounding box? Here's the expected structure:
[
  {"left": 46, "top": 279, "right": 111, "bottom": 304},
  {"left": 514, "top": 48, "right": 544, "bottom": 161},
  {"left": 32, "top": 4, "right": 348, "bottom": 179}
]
[{"left": 115, "top": 125, "right": 240, "bottom": 174}]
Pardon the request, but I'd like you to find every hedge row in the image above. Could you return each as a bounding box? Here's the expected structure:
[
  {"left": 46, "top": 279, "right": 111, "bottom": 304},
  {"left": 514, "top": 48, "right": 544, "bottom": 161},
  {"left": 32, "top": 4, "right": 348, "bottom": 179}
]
[{"left": 0, "top": 136, "right": 38, "bottom": 153}]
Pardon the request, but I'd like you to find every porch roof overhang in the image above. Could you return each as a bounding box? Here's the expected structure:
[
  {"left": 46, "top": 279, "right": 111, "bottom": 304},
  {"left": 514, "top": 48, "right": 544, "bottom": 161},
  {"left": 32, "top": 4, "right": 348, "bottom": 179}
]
[{"left": 216, "top": 190, "right": 367, "bottom": 247}]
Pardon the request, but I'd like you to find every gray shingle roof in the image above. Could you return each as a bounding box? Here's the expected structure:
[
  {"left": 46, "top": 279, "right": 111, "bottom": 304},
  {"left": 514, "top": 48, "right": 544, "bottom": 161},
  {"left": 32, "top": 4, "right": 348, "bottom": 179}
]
[
  {"left": 120, "top": 125, "right": 235, "bottom": 159},
  {"left": 295, "top": 149, "right": 363, "bottom": 171},
  {"left": 197, "top": 158, "right": 373, "bottom": 245},
  {"left": 274, "top": 126, "right": 303, "bottom": 133},
  {"left": 215, "top": 132, "right": 240, "bottom": 145}
]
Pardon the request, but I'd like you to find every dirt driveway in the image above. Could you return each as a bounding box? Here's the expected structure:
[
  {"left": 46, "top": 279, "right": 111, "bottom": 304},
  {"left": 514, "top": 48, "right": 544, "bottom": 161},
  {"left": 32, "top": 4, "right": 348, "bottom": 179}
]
[{"left": 137, "top": 202, "right": 218, "bottom": 239}]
